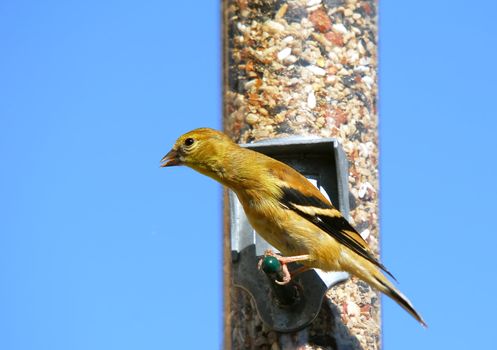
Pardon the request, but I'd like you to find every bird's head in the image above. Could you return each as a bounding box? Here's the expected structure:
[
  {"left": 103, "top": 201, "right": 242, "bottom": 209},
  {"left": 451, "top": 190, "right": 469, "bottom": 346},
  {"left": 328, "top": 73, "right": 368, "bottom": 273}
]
[{"left": 160, "top": 127, "right": 235, "bottom": 180}]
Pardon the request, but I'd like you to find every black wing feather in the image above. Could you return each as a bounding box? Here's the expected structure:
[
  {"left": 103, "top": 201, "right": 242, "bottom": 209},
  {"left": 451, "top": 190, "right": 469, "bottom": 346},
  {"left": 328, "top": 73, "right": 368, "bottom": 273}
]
[{"left": 280, "top": 187, "right": 396, "bottom": 281}]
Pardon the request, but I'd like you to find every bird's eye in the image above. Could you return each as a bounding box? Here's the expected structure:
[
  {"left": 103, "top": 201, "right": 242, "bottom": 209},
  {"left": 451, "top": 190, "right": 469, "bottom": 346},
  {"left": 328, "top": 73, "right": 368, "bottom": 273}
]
[{"left": 184, "top": 138, "right": 195, "bottom": 146}]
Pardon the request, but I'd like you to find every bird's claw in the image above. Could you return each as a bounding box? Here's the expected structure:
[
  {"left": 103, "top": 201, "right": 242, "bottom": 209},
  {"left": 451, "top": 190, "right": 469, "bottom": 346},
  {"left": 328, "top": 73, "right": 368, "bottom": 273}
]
[
  {"left": 258, "top": 250, "right": 294, "bottom": 285},
  {"left": 258, "top": 250, "right": 311, "bottom": 284}
]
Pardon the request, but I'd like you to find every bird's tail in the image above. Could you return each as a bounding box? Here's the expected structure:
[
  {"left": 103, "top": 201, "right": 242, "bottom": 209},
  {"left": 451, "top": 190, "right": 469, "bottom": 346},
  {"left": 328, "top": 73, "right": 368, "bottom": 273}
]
[
  {"left": 343, "top": 254, "right": 427, "bottom": 327},
  {"left": 372, "top": 272, "right": 427, "bottom": 328}
]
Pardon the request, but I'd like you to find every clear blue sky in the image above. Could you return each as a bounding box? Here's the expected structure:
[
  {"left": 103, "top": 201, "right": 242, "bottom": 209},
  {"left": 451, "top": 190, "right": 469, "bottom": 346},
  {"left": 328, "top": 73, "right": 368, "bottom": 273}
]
[{"left": 1, "top": 1, "right": 496, "bottom": 349}]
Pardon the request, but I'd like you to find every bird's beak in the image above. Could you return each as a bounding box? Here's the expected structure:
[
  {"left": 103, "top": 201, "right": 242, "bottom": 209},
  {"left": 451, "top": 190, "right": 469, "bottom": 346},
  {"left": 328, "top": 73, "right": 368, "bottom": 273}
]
[{"left": 160, "top": 149, "right": 180, "bottom": 167}]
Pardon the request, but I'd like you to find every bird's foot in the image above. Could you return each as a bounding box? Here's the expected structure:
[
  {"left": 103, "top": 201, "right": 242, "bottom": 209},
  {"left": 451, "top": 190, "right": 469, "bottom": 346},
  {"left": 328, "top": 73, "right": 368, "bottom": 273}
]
[{"left": 258, "top": 250, "right": 310, "bottom": 285}]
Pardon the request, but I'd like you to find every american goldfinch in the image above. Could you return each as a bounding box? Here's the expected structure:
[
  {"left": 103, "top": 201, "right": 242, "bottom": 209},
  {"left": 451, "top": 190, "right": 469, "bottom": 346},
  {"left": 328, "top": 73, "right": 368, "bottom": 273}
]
[{"left": 161, "top": 127, "right": 426, "bottom": 327}]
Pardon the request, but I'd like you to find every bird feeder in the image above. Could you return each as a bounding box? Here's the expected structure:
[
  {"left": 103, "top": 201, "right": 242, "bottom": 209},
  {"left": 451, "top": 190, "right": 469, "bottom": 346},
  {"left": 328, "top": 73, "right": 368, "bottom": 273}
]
[{"left": 223, "top": 0, "right": 381, "bottom": 348}]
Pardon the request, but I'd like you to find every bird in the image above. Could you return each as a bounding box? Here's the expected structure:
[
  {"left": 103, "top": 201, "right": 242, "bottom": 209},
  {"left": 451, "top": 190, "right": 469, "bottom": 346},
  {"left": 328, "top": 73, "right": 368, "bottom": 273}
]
[{"left": 161, "top": 127, "right": 427, "bottom": 327}]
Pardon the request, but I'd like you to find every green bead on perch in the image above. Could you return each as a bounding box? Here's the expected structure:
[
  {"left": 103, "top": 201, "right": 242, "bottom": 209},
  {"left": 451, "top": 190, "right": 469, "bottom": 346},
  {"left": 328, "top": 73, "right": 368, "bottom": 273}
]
[{"left": 261, "top": 255, "right": 282, "bottom": 274}]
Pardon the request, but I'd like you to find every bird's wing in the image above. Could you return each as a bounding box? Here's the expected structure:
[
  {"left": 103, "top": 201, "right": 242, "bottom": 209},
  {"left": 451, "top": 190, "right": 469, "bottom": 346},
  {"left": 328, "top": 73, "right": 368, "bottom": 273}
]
[{"left": 269, "top": 164, "right": 396, "bottom": 280}]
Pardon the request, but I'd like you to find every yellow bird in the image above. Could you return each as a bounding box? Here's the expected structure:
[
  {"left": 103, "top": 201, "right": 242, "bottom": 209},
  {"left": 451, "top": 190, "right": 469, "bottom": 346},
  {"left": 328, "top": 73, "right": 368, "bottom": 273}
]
[{"left": 161, "top": 127, "right": 426, "bottom": 327}]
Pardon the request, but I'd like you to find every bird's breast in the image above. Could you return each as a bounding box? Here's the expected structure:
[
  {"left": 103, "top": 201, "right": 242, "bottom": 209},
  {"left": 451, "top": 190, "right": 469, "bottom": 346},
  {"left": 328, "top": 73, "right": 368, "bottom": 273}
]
[
  {"left": 235, "top": 193, "right": 296, "bottom": 254},
  {"left": 246, "top": 212, "right": 301, "bottom": 256}
]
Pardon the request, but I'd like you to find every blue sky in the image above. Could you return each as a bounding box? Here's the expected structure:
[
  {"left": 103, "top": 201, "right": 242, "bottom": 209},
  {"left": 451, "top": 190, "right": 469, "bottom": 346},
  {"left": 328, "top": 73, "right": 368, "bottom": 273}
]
[
  {"left": 381, "top": 1, "right": 497, "bottom": 348},
  {"left": 1, "top": 1, "right": 496, "bottom": 349}
]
